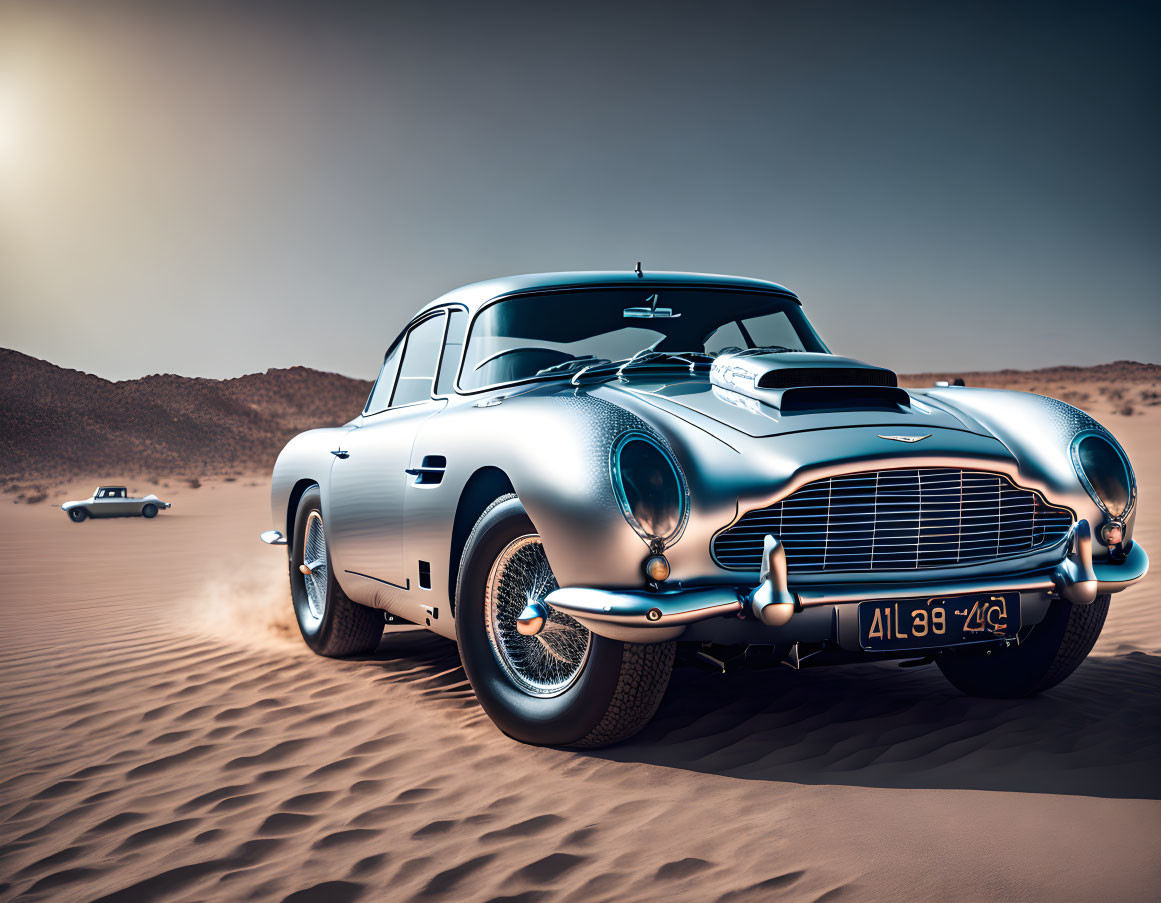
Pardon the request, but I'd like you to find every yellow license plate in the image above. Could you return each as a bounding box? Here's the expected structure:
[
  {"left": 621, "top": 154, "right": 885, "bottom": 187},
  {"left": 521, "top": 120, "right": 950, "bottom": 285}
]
[{"left": 858, "top": 593, "right": 1020, "bottom": 651}]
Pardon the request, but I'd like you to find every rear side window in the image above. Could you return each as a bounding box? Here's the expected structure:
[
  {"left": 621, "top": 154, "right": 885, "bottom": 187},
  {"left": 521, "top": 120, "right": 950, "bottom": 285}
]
[
  {"left": 364, "top": 342, "right": 402, "bottom": 415},
  {"left": 435, "top": 310, "right": 467, "bottom": 395},
  {"left": 392, "top": 312, "right": 447, "bottom": 407}
]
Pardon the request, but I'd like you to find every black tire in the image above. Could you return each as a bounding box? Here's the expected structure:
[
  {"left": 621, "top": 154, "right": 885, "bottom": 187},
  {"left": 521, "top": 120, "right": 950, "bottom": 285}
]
[
  {"left": 68, "top": 508, "right": 88, "bottom": 523},
  {"left": 290, "top": 486, "right": 383, "bottom": 657},
  {"left": 142, "top": 504, "right": 158, "bottom": 518},
  {"left": 937, "top": 594, "right": 1110, "bottom": 698},
  {"left": 455, "top": 494, "right": 674, "bottom": 748}
]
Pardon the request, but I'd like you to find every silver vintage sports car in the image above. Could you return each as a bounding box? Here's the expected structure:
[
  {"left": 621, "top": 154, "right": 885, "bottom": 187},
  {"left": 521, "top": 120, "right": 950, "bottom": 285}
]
[
  {"left": 62, "top": 486, "right": 172, "bottom": 522},
  {"left": 262, "top": 271, "right": 1148, "bottom": 747}
]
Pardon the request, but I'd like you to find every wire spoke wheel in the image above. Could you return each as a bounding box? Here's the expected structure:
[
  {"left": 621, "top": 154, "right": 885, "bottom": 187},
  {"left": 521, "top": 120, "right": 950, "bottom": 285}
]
[
  {"left": 302, "top": 511, "right": 328, "bottom": 622},
  {"left": 484, "top": 534, "right": 591, "bottom": 697}
]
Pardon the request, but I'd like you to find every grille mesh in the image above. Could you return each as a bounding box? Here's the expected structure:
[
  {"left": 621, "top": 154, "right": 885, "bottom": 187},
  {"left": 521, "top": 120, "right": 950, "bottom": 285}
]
[{"left": 712, "top": 468, "right": 1074, "bottom": 573}]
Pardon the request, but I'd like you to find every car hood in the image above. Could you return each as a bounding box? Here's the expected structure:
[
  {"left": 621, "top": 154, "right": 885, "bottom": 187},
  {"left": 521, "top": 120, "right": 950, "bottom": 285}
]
[{"left": 604, "top": 378, "right": 988, "bottom": 439}]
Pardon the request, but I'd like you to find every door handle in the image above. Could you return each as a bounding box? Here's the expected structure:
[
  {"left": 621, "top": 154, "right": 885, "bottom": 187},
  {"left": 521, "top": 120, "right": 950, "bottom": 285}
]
[{"left": 331, "top": 448, "right": 350, "bottom": 459}]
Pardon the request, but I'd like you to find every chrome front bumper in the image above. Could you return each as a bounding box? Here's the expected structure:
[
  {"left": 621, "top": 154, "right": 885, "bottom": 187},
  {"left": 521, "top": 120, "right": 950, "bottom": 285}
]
[{"left": 545, "top": 520, "right": 1149, "bottom": 645}]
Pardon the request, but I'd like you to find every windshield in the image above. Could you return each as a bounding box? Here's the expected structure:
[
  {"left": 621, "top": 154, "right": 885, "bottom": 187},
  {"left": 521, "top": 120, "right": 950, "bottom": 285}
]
[{"left": 458, "top": 288, "right": 826, "bottom": 391}]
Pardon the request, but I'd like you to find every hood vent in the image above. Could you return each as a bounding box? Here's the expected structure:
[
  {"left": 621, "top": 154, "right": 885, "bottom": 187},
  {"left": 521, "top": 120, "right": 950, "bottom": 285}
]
[
  {"left": 778, "top": 385, "right": 911, "bottom": 413},
  {"left": 757, "top": 366, "right": 897, "bottom": 389},
  {"left": 711, "top": 350, "right": 907, "bottom": 413}
]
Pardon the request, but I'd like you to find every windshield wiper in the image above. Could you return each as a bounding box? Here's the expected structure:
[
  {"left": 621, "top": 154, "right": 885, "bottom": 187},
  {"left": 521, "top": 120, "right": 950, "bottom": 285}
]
[
  {"left": 533, "top": 355, "right": 611, "bottom": 378},
  {"left": 572, "top": 351, "right": 714, "bottom": 385}
]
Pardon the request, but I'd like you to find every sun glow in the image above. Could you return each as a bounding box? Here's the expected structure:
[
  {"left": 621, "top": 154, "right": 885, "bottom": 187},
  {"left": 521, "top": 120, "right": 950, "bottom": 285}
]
[
  {"left": 0, "top": 75, "right": 44, "bottom": 201},
  {"left": 0, "top": 91, "right": 14, "bottom": 163},
  {"left": 0, "top": 82, "right": 29, "bottom": 177}
]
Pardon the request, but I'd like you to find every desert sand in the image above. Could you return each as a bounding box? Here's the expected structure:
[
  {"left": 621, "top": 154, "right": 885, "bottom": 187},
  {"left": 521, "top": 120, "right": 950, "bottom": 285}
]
[{"left": 1, "top": 416, "right": 1159, "bottom": 901}]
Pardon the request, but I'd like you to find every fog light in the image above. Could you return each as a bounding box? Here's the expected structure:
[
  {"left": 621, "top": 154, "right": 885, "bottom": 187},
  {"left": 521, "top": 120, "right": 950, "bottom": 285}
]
[
  {"left": 644, "top": 554, "right": 670, "bottom": 582},
  {"left": 1100, "top": 521, "right": 1124, "bottom": 546}
]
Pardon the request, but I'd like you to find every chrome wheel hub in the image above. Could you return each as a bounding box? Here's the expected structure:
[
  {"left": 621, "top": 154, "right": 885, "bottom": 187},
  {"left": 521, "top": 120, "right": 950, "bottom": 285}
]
[
  {"left": 302, "top": 511, "right": 328, "bottom": 622},
  {"left": 484, "top": 534, "right": 591, "bottom": 697}
]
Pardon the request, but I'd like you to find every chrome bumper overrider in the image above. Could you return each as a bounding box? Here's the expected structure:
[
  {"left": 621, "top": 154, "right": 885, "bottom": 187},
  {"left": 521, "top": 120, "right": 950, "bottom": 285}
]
[{"left": 545, "top": 520, "right": 1149, "bottom": 644}]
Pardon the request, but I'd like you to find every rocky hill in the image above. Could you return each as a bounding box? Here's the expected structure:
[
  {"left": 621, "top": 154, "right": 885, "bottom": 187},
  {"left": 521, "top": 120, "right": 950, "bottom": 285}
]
[
  {"left": 0, "top": 348, "right": 373, "bottom": 488},
  {"left": 899, "top": 360, "right": 1161, "bottom": 416}
]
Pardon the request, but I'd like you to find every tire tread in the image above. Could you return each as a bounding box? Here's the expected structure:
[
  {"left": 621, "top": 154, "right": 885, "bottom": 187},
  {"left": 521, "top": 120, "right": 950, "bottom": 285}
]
[
  {"left": 572, "top": 640, "right": 675, "bottom": 748},
  {"left": 938, "top": 594, "right": 1110, "bottom": 698},
  {"left": 313, "top": 577, "right": 384, "bottom": 657}
]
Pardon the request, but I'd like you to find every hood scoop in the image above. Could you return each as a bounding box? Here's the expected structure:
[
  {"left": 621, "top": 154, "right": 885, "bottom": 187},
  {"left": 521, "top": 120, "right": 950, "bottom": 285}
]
[{"left": 710, "top": 350, "right": 910, "bottom": 413}]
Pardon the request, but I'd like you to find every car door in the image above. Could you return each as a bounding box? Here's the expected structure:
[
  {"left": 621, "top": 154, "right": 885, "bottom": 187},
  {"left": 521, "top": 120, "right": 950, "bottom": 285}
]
[
  {"left": 91, "top": 488, "right": 111, "bottom": 516},
  {"left": 93, "top": 488, "right": 125, "bottom": 516},
  {"left": 326, "top": 310, "right": 448, "bottom": 608}
]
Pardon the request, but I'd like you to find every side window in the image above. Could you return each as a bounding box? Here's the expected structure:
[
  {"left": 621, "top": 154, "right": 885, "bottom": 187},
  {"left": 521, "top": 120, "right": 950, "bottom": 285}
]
[
  {"left": 435, "top": 310, "right": 466, "bottom": 395},
  {"left": 364, "top": 342, "right": 402, "bottom": 415},
  {"left": 391, "top": 312, "right": 447, "bottom": 407}
]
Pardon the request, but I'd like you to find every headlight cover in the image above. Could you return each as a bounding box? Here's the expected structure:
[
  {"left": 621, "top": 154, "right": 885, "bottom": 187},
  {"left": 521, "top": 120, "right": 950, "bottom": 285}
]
[
  {"left": 610, "top": 432, "right": 688, "bottom": 547},
  {"left": 1070, "top": 430, "right": 1135, "bottom": 519}
]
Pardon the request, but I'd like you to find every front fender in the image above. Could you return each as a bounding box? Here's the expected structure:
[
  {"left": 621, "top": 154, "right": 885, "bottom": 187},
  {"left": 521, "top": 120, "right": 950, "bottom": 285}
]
[
  {"left": 921, "top": 387, "right": 1138, "bottom": 546},
  {"left": 414, "top": 389, "right": 666, "bottom": 590}
]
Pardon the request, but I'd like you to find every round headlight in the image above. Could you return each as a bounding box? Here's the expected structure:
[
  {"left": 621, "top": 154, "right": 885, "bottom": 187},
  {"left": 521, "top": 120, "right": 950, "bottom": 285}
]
[
  {"left": 610, "top": 432, "right": 688, "bottom": 547},
  {"left": 1070, "top": 431, "right": 1135, "bottom": 518}
]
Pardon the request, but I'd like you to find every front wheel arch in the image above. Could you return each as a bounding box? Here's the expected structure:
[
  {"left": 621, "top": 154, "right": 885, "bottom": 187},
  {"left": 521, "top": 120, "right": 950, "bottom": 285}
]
[
  {"left": 447, "top": 467, "right": 516, "bottom": 616},
  {"left": 285, "top": 478, "right": 319, "bottom": 541}
]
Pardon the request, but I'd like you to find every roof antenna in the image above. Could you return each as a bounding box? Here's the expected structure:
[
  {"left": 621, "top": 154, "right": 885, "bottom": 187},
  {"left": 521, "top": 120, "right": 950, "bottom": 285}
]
[{"left": 634, "top": 261, "right": 643, "bottom": 278}]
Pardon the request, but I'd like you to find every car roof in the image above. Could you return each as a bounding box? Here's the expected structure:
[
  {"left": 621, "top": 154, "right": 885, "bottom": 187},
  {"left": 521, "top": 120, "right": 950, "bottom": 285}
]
[
  {"left": 415, "top": 270, "right": 799, "bottom": 318},
  {"left": 96, "top": 486, "right": 126, "bottom": 492}
]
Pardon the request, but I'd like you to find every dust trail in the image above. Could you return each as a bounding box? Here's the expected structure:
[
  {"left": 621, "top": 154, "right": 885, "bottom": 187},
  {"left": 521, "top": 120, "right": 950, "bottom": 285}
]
[{"left": 181, "top": 550, "right": 299, "bottom": 647}]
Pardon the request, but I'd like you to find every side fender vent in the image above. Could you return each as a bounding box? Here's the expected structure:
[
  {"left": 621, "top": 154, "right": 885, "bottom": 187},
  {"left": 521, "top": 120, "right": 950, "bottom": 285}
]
[{"left": 407, "top": 455, "right": 447, "bottom": 485}]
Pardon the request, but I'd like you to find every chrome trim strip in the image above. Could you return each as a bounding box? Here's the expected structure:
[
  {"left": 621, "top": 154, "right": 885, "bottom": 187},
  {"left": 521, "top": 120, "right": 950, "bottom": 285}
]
[
  {"left": 793, "top": 575, "right": 1056, "bottom": 605},
  {"left": 344, "top": 569, "right": 410, "bottom": 591},
  {"left": 545, "top": 586, "right": 742, "bottom": 629}
]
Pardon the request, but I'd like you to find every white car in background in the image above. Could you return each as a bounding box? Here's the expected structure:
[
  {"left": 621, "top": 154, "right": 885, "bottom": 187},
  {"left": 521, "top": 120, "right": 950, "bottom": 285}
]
[{"left": 61, "top": 486, "right": 172, "bottom": 522}]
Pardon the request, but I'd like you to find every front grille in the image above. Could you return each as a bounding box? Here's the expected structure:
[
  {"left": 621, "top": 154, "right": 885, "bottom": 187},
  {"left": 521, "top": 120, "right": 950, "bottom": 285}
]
[{"left": 712, "top": 468, "right": 1074, "bottom": 573}]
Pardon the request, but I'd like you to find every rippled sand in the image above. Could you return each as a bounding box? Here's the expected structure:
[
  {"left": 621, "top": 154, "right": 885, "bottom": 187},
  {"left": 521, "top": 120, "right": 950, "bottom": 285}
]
[{"left": 1, "top": 414, "right": 1158, "bottom": 902}]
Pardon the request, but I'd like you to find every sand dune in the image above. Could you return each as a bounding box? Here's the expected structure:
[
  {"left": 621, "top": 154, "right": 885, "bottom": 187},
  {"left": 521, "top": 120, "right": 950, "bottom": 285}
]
[{"left": 1, "top": 405, "right": 1159, "bottom": 900}]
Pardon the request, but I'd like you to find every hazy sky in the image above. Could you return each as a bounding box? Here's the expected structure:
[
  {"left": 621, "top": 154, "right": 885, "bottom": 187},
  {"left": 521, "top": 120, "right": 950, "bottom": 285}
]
[{"left": 1, "top": 0, "right": 1158, "bottom": 381}]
